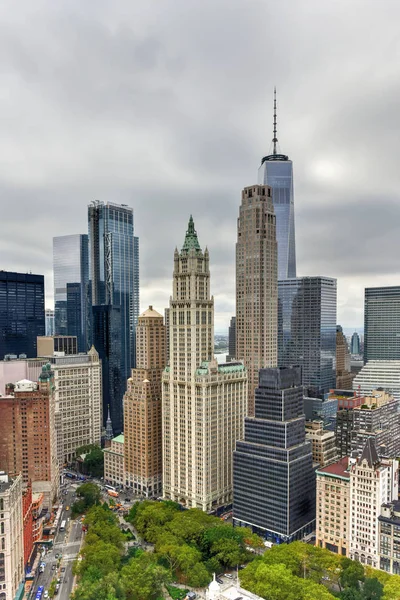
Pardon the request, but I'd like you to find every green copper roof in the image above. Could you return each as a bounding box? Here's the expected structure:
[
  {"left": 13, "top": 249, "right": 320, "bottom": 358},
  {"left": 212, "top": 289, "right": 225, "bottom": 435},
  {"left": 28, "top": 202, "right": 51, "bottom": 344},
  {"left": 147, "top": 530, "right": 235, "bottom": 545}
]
[
  {"left": 113, "top": 434, "right": 124, "bottom": 444},
  {"left": 182, "top": 215, "right": 201, "bottom": 253}
]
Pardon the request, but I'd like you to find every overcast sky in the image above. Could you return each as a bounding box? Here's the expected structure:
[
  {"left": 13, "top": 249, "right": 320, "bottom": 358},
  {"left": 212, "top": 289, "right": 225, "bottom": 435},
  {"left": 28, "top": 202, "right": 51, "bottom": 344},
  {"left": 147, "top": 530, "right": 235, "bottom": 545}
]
[{"left": 1, "top": 0, "right": 400, "bottom": 332}]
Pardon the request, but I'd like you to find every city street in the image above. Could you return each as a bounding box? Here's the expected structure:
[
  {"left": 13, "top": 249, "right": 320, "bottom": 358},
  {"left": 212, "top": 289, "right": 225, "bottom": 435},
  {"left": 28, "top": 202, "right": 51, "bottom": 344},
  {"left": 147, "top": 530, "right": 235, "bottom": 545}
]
[{"left": 30, "top": 483, "right": 84, "bottom": 600}]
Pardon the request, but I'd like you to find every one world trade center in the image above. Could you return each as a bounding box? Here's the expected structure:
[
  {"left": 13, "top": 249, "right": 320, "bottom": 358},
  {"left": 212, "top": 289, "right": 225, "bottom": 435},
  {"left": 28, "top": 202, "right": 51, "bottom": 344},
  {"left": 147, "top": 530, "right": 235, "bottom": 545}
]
[{"left": 258, "top": 89, "right": 296, "bottom": 279}]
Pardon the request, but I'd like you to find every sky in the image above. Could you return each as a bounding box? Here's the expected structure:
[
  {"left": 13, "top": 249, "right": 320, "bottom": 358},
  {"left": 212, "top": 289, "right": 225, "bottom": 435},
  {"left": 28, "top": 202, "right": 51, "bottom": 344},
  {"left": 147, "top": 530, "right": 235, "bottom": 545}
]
[{"left": 1, "top": 0, "right": 400, "bottom": 333}]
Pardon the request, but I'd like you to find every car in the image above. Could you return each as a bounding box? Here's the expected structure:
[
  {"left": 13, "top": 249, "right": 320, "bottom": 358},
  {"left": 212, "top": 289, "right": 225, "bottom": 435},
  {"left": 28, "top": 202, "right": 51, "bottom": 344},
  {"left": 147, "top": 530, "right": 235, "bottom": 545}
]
[
  {"left": 124, "top": 498, "right": 130, "bottom": 502},
  {"left": 61, "top": 567, "right": 66, "bottom": 572},
  {"left": 55, "top": 554, "right": 59, "bottom": 559},
  {"left": 216, "top": 577, "right": 223, "bottom": 584},
  {"left": 57, "top": 578, "right": 61, "bottom": 584},
  {"left": 224, "top": 574, "right": 233, "bottom": 579},
  {"left": 65, "top": 506, "right": 70, "bottom": 511},
  {"left": 51, "top": 564, "right": 56, "bottom": 570},
  {"left": 44, "top": 592, "right": 49, "bottom": 599}
]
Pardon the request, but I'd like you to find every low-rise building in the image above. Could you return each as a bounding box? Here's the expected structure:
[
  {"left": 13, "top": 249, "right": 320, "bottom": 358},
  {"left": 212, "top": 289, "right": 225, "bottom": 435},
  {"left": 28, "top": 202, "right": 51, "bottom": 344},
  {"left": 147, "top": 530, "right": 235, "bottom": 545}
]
[
  {"left": 31, "top": 492, "right": 44, "bottom": 545},
  {"left": 0, "top": 472, "right": 24, "bottom": 600},
  {"left": 22, "top": 483, "right": 34, "bottom": 571},
  {"left": 316, "top": 457, "right": 350, "bottom": 556},
  {"left": 305, "top": 421, "right": 338, "bottom": 467},
  {"left": 104, "top": 435, "right": 125, "bottom": 488}
]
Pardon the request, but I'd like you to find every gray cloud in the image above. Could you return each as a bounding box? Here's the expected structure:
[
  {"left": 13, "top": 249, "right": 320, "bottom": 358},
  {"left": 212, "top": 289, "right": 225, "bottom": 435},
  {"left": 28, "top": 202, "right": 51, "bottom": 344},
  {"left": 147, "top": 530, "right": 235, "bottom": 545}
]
[{"left": 1, "top": 0, "right": 400, "bottom": 331}]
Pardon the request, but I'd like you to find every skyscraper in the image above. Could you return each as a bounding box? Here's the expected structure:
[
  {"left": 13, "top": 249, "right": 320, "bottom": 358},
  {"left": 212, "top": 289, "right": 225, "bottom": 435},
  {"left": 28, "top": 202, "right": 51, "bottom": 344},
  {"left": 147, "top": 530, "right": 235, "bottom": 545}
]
[
  {"left": 336, "top": 325, "right": 355, "bottom": 389},
  {"left": 227, "top": 316, "right": 236, "bottom": 361},
  {"left": 0, "top": 271, "right": 45, "bottom": 360},
  {"left": 364, "top": 286, "right": 400, "bottom": 362},
  {"left": 278, "top": 277, "right": 337, "bottom": 398},
  {"left": 53, "top": 234, "right": 89, "bottom": 348},
  {"left": 350, "top": 331, "right": 361, "bottom": 355},
  {"left": 236, "top": 184, "right": 278, "bottom": 415},
  {"left": 258, "top": 89, "right": 296, "bottom": 280},
  {"left": 233, "top": 366, "right": 315, "bottom": 542},
  {"left": 45, "top": 309, "right": 55, "bottom": 336},
  {"left": 162, "top": 217, "right": 248, "bottom": 511},
  {"left": 124, "top": 306, "right": 166, "bottom": 497},
  {"left": 88, "top": 201, "right": 139, "bottom": 434}
]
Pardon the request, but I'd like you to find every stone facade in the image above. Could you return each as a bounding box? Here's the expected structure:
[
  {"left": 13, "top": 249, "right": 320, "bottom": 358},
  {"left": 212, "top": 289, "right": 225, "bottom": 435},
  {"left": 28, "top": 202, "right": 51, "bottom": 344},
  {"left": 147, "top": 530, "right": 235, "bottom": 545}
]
[
  {"left": 0, "top": 472, "right": 24, "bottom": 600},
  {"left": 162, "top": 217, "right": 248, "bottom": 511},
  {"left": 235, "top": 185, "right": 277, "bottom": 416},
  {"left": 104, "top": 435, "right": 125, "bottom": 488},
  {"left": 124, "top": 307, "right": 165, "bottom": 497}
]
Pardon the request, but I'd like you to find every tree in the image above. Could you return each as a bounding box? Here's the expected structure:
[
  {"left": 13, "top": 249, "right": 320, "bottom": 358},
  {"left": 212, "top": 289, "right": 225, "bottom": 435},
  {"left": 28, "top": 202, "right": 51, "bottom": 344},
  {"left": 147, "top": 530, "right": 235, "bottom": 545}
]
[
  {"left": 77, "top": 483, "right": 101, "bottom": 507},
  {"left": 121, "top": 553, "right": 169, "bottom": 600},
  {"left": 340, "top": 559, "right": 365, "bottom": 591},
  {"left": 382, "top": 576, "right": 400, "bottom": 600},
  {"left": 362, "top": 578, "right": 384, "bottom": 600},
  {"left": 72, "top": 572, "right": 125, "bottom": 600},
  {"left": 340, "top": 589, "right": 363, "bottom": 600},
  {"left": 79, "top": 540, "right": 121, "bottom": 577}
]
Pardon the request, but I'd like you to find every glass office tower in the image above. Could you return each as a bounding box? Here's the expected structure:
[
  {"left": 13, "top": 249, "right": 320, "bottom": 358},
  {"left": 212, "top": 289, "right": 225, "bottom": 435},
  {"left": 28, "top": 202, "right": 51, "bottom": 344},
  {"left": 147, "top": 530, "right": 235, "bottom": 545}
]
[
  {"left": 258, "top": 92, "right": 296, "bottom": 280},
  {"left": 233, "top": 366, "right": 315, "bottom": 542},
  {"left": 88, "top": 201, "right": 139, "bottom": 434},
  {"left": 364, "top": 286, "right": 400, "bottom": 363},
  {"left": 0, "top": 271, "right": 45, "bottom": 359},
  {"left": 53, "top": 234, "right": 89, "bottom": 351},
  {"left": 278, "top": 277, "right": 337, "bottom": 397}
]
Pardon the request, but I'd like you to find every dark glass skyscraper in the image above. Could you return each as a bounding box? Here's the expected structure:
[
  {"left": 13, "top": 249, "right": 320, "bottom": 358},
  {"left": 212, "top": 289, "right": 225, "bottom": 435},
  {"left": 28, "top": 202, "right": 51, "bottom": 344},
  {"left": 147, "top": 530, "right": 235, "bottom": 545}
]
[
  {"left": 258, "top": 90, "right": 296, "bottom": 280},
  {"left": 88, "top": 201, "right": 139, "bottom": 433},
  {"left": 364, "top": 286, "right": 400, "bottom": 363},
  {"left": 278, "top": 277, "right": 337, "bottom": 397},
  {"left": 233, "top": 366, "right": 315, "bottom": 542},
  {"left": 0, "top": 271, "right": 45, "bottom": 359},
  {"left": 350, "top": 331, "right": 361, "bottom": 355},
  {"left": 53, "top": 234, "right": 89, "bottom": 351}
]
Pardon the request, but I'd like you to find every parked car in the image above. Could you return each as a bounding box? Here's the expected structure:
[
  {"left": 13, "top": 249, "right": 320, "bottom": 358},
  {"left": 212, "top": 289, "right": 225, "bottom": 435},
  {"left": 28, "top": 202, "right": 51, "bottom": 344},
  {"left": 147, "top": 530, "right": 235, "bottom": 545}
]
[
  {"left": 224, "top": 574, "right": 233, "bottom": 579},
  {"left": 44, "top": 592, "right": 49, "bottom": 599},
  {"left": 51, "top": 565, "right": 56, "bottom": 570},
  {"left": 61, "top": 567, "right": 66, "bottom": 573}
]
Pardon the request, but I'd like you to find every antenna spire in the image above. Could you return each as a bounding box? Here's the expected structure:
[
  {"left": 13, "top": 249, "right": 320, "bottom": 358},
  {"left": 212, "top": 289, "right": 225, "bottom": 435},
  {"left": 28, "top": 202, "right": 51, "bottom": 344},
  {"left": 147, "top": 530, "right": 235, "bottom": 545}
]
[{"left": 272, "top": 87, "right": 278, "bottom": 155}]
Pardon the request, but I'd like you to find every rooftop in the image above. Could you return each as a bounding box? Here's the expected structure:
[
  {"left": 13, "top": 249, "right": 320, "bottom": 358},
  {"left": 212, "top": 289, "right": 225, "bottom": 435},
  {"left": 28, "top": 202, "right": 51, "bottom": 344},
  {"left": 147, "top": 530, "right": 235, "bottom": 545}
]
[
  {"left": 317, "top": 457, "right": 350, "bottom": 479},
  {"left": 139, "top": 305, "right": 163, "bottom": 319},
  {"left": 112, "top": 434, "right": 124, "bottom": 445}
]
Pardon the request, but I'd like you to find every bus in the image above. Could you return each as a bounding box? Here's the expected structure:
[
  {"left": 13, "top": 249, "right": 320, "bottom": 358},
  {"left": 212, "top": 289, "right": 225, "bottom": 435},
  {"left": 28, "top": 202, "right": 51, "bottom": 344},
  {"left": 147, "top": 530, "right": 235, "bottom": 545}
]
[
  {"left": 59, "top": 520, "right": 66, "bottom": 532},
  {"left": 105, "top": 484, "right": 116, "bottom": 492},
  {"left": 36, "top": 585, "right": 44, "bottom": 600}
]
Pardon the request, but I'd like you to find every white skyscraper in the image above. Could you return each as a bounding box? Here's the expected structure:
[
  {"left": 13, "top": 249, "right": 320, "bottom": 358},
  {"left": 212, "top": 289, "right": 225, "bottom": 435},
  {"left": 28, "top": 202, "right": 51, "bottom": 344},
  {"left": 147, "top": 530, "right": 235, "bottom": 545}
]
[{"left": 162, "top": 217, "right": 247, "bottom": 511}]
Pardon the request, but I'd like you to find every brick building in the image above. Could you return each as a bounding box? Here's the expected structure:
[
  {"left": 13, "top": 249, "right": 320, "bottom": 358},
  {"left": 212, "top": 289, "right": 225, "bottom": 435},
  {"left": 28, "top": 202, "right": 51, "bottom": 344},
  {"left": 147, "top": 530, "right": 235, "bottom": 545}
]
[
  {"left": 22, "top": 483, "right": 33, "bottom": 570},
  {"left": 0, "top": 367, "right": 59, "bottom": 509},
  {"left": 124, "top": 306, "right": 166, "bottom": 496}
]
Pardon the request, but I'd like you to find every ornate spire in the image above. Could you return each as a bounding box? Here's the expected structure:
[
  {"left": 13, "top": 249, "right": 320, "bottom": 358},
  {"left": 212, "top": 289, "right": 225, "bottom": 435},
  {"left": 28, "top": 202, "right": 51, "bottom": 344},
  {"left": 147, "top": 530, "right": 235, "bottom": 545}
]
[
  {"left": 182, "top": 215, "right": 201, "bottom": 253},
  {"left": 272, "top": 86, "right": 278, "bottom": 155},
  {"left": 105, "top": 405, "right": 114, "bottom": 441}
]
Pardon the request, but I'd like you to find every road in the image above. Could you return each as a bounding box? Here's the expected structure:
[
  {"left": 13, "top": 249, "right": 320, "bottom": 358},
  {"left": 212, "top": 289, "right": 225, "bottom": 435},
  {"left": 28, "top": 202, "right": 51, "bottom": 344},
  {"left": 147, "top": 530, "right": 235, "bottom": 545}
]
[{"left": 30, "top": 483, "right": 84, "bottom": 600}]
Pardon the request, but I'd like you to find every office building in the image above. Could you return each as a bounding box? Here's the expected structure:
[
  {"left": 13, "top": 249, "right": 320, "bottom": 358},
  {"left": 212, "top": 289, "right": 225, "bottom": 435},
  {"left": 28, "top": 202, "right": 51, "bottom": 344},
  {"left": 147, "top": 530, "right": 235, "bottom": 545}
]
[
  {"left": 124, "top": 306, "right": 166, "bottom": 497},
  {"left": 0, "top": 350, "right": 102, "bottom": 465},
  {"left": 164, "top": 308, "right": 170, "bottom": 364},
  {"left": 0, "top": 271, "right": 45, "bottom": 360},
  {"left": 235, "top": 184, "right": 278, "bottom": 415},
  {"left": 331, "top": 390, "right": 363, "bottom": 458},
  {"left": 305, "top": 421, "right": 338, "bottom": 467},
  {"left": 278, "top": 277, "right": 337, "bottom": 397},
  {"left": 0, "top": 371, "right": 59, "bottom": 509},
  {"left": 336, "top": 325, "right": 355, "bottom": 389},
  {"left": 104, "top": 435, "right": 125, "bottom": 488},
  {"left": 227, "top": 316, "right": 236, "bottom": 362},
  {"left": 364, "top": 286, "right": 400, "bottom": 362},
  {"left": 162, "top": 217, "right": 248, "bottom": 511},
  {"left": 353, "top": 360, "right": 400, "bottom": 400},
  {"left": 350, "top": 390, "right": 400, "bottom": 458},
  {"left": 379, "top": 501, "right": 400, "bottom": 574},
  {"left": 303, "top": 396, "right": 338, "bottom": 431},
  {"left": 349, "top": 439, "right": 398, "bottom": 568},
  {"left": 53, "top": 234, "right": 89, "bottom": 350},
  {"left": 233, "top": 366, "right": 315, "bottom": 542},
  {"left": 37, "top": 335, "right": 78, "bottom": 357},
  {"left": 0, "top": 472, "right": 24, "bottom": 600},
  {"left": 258, "top": 89, "right": 296, "bottom": 280},
  {"left": 316, "top": 457, "right": 350, "bottom": 556},
  {"left": 350, "top": 332, "right": 361, "bottom": 356},
  {"left": 88, "top": 201, "right": 139, "bottom": 434},
  {"left": 45, "top": 309, "right": 55, "bottom": 337}
]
